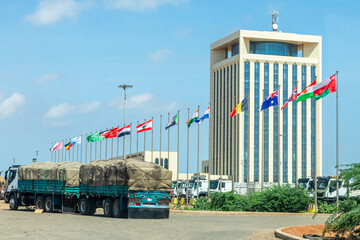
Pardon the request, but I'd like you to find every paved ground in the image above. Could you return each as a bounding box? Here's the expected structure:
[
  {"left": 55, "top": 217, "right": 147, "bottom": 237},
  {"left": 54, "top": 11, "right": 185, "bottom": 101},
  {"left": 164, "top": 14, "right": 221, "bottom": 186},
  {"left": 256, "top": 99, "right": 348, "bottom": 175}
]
[{"left": 0, "top": 202, "right": 328, "bottom": 240}]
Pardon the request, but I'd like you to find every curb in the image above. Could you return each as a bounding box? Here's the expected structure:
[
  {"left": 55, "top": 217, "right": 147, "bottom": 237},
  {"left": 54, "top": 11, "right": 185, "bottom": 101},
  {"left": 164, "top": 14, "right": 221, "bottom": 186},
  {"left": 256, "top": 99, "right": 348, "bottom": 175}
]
[
  {"left": 170, "top": 210, "right": 330, "bottom": 217},
  {"left": 275, "top": 227, "right": 304, "bottom": 240}
]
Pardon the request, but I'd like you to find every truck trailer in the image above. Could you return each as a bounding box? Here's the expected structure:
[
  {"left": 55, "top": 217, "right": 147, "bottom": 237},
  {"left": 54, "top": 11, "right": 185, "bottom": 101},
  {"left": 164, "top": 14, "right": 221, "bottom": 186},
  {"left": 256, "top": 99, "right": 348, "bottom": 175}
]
[{"left": 5, "top": 159, "right": 172, "bottom": 219}]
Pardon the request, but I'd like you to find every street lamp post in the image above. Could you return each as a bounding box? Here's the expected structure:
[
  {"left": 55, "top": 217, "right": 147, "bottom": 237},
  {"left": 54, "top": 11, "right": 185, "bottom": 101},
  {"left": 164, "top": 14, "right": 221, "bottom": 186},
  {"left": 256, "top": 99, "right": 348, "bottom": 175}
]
[{"left": 118, "top": 84, "right": 133, "bottom": 160}]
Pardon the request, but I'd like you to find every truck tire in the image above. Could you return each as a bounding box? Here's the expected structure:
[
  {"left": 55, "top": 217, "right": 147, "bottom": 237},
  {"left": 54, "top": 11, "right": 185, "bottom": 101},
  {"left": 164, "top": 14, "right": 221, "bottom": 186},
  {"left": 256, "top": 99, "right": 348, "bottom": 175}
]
[
  {"left": 112, "top": 199, "right": 121, "bottom": 218},
  {"left": 9, "top": 195, "right": 18, "bottom": 210},
  {"left": 79, "top": 198, "right": 91, "bottom": 215},
  {"left": 103, "top": 198, "right": 113, "bottom": 217},
  {"left": 44, "top": 196, "right": 53, "bottom": 213},
  {"left": 36, "top": 196, "right": 45, "bottom": 209}
]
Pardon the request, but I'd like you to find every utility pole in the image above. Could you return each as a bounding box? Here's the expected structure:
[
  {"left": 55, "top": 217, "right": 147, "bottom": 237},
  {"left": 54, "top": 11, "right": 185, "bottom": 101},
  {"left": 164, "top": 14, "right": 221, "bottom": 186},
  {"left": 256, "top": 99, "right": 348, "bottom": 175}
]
[{"left": 118, "top": 84, "right": 133, "bottom": 160}]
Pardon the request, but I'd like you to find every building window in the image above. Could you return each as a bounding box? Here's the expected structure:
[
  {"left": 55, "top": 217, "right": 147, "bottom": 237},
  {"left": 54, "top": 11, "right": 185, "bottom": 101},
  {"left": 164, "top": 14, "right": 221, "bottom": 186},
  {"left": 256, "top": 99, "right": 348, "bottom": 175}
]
[
  {"left": 250, "top": 41, "right": 298, "bottom": 57},
  {"left": 292, "top": 65, "right": 297, "bottom": 183},
  {"left": 161, "top": 158, "right": 163, "bottom": 167},
  {"left": 264, "top": 63, "right": 269, "bottom": 182},
  {"left": 283, "top": 64, "right": 288, "bottom": 183},
  {"left": 244, "top": 61, "right": 250, "bottom": 182},
  {"left": 311, "top": 66, "right": 316, "bottom": 178},
  {"left": 301, "top": 65, "right": 307, "bottom": 178},
  {"left": 164, "top": 158, "right": 168, "bottom": 169},
  {"left": 254, "top": 62, "right": 260, "bottom": 182},
  {"left": 234, "top": 63, "right": 238, "bottom": 181},
  {"left": 155, "top": 158, "right": 159, "bottom": 165},
  {"left": 232, "top": 43, "right": 239, "bottom": 56},
  {"left": 230, "top": 65, "right": 233, "bottom": 175}
]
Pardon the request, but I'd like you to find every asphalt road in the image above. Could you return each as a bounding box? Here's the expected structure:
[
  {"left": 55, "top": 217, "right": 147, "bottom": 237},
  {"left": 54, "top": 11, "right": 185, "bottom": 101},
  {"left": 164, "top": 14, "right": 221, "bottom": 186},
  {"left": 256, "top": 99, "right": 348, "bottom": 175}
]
[{"left": 0, "top": 207, "right": 327, "bottom": 240}]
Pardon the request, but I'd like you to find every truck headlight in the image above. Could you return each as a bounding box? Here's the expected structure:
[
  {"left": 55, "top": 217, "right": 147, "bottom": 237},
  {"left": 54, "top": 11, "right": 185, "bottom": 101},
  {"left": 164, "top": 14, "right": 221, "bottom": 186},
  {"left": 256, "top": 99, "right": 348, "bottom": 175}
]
[{"left": 0, "top": 190, "right": 4, "bottom": 194}]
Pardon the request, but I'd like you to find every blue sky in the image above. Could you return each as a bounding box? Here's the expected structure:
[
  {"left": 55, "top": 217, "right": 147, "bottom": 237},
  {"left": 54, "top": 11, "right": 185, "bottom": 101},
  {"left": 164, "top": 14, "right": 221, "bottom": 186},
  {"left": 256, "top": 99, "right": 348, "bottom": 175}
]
[{"left": 0, "top": 0, "right": 359, "bottom": 177}]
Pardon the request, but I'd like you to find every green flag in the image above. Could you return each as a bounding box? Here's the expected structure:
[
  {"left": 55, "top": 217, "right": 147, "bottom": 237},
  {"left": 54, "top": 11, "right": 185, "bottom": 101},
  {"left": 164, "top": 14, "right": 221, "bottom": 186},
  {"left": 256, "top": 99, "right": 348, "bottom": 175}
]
[{"left": 87, "top": 132, "right": 103, "bottom": 142}]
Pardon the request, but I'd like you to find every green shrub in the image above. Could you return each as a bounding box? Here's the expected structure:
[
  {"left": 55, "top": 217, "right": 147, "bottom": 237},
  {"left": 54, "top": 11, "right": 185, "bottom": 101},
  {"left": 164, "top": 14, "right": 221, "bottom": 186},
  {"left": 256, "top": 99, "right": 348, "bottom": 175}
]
[
  {"left": 318, "top": 201, "right": 336, "bottom": 214},
  {"left": 193, "top": 185, "right": 311, "bottom": 213}
]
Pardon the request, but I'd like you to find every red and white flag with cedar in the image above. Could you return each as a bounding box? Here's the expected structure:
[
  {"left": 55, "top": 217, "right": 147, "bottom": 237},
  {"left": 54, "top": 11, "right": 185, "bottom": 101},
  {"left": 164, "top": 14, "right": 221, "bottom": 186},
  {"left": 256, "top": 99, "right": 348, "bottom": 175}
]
[{"left": 136, "top": 119, "right": 153, "bottom": 133}]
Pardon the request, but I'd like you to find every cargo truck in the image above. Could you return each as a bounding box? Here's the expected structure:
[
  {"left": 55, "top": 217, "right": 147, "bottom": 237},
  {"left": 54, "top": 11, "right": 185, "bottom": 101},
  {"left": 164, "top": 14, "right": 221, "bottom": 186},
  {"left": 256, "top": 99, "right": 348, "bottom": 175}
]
[{"left": 5, "top": 159, "right": 172, "bottom": 219}]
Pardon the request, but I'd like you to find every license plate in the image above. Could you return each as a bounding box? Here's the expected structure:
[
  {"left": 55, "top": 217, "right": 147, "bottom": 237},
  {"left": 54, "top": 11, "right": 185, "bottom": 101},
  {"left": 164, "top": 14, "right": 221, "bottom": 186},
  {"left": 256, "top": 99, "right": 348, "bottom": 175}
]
[{"left": 147, "top": 198, "right": 152, "bottom": 201}]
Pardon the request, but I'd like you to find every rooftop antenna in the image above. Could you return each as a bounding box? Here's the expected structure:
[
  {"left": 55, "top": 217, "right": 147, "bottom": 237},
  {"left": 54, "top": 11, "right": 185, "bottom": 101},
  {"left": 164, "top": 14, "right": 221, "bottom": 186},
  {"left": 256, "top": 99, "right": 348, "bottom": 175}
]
[{"left": 272, "top": 10, "right": 279, "bottom": 32}]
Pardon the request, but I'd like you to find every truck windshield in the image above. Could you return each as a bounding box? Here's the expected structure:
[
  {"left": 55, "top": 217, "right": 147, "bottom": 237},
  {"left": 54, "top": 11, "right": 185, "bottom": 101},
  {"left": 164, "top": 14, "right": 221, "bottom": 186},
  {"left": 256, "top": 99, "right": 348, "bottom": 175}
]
[
  {"left": 298, "top": 179, "right": 309, "bottom": 189},
  {"left": 178, "top": 182, "right": 185, "bottom": 189},
  {"left": 210, "top": 182, "right": 218, "bottom": 189},
  {"left": 317, "top": 181, "right": 329, "bottom": 189},
  {"left": 194, "top": 182, "right": 202, "bottom": 189},
  {"left": 188, "top": 182, "right": 194, "bottom": 189}
]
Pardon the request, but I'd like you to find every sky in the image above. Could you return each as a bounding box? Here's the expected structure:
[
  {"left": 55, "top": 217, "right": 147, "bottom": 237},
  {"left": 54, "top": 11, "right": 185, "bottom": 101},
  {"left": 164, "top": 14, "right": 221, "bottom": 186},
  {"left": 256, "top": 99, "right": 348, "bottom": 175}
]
[{"left": 0, "top": 0, "right": 359, "bottom": 178}]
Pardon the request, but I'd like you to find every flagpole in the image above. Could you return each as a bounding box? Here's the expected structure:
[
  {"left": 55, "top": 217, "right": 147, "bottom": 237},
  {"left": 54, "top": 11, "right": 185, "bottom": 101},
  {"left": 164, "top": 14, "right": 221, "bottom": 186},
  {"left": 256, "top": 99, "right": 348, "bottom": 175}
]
[
  {"left": 105, "top": 128, "right": 108, "bottom": 160},
  {"left": 278, "top": 84, "right": 281, "bottom": 186},
  {"left": 197, "top": 105, "right": 200, "bottom": 199},
  {"left": 62, "top": 140, "right": 64, "bottom": 162},
  {"left": 51, "top": 142, "right": 53, "bottom": 162},
  {"left": 314, "top": 76, "right": 318, "bottom": 213},
  {"left": 336, "top": 70, "right": 339, "bottom": 210},
  {"left": 137, "top": 121, "right": 139, "bottom": 160},
  {"left": 168, "top": 113, "right": 170, "bottom": 171},
  {"left": 95, "top": 136, "right": 97, "bottom": 161},
  {"left": 247, "top": 92, "right": 250, "bottom": 193},
  {"left": 187, "top": 108, "right": 189, "bottom": 204},
  {"left": 117, "top": 125, "right": 119, "bottom": 158},
  {"left": 100, "top": 131, "right": 102, "bottom": 160},
  {"left": 177, "top": 110, "right": 180, "bottom": 201},
  {"left": 77, "top": 138, "right": 79, "bottom": 162},
  {"left": 69, "top": 138, "right": 71, "bottom": 162},
  {"left": 123, "top": 126, "right": 125, "bottom": 160},
  {"left": 129, "top": 122, "right": 132, "bottom": 158},
  {"left": 144, "top": 119, "right": 146, "bottom": 159},
  {"left": 160, "top": 114, "right": 162, "bottom": 167},
  {"left": 151, "top": 117, "right": 154, "bottom": 162},
  {"left": 85, "top": 134, "right": 88, "bottom": 163},
  {"left": 81, "top": 135, "right": 83, "bottom": 163},
  {"left": 208, "top": 105, "right": 211, "bottom": 197},
  {"left": 64, "top": 141, "right": 66, "bottom": 162},
  {"left": 261, "top": 89, "right": 264, "bottom": 189},
  {"left": 111, "top": 129, "right": 114, "bottom": 159},
  {"left": 90, "top": 135, "right": 92, "bottom": 162},
  {"left": 58, "top": 141, "right": 60, "bottom": 162}
]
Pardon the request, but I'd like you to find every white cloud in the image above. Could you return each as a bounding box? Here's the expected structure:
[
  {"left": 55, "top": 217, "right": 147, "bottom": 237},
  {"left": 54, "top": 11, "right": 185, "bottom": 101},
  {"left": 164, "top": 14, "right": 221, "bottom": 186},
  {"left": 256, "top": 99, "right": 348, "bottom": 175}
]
[
  {"left": 148, "top": 49, "right": 170, "bottom": 62},
  {"left": 105, "top": 0, "right": 185, "bottom": 11},
  {"left": 0, "top": 93, "right": 26, "bottom": 120},
  {"left": 26, "top": 0, "right": 91, "bottom": 26},
  {"left": 109, "top": 93, "right": 178, "bottom": 113},
  {"left": 44, "top": 101, "right": 100, "bottom": 119},
  {"left": 36, "top": 73, "right": 61, "bottom": 85}
]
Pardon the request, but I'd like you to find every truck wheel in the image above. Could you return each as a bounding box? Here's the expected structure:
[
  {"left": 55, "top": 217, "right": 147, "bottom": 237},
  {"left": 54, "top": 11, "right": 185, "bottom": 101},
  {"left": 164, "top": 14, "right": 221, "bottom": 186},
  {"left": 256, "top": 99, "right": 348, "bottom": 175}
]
[
  {"left": 44, "top": 196, "right": 53, "bottom": 213},
  {"left": 9, "top": 195, "right": 18, "bottom": 210},
  {"left": 79, "top": 198, "right": 91, "bottom": 215},
  {"left": 112, "top": 199, "right": 121, "bottom": 218},
  {"left": 36, "top": 196, "right": 45, "bottom": 209},
  {"left": 103, "top": 198, "right": 113, "bottom": 217}
]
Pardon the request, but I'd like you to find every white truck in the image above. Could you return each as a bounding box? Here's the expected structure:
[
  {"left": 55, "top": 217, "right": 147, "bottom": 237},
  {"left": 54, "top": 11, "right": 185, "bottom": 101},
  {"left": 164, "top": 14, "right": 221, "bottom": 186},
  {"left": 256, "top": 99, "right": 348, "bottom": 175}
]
[
  {"left": 317, "top": 176, "right": 348, "bottom": 202},
  {"left": 189, "top": 179, "right": 208, "bottom": 198},
  {"left": 209, "top": 179, "right": 232, "bottom": 194}
]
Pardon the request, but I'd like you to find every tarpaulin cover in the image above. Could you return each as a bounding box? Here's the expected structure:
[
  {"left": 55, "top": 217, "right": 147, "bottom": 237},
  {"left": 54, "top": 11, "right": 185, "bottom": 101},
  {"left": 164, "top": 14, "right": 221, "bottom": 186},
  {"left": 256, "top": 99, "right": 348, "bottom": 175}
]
[
  {"left": 18, "top": 161, "right": 81, "bottom": 187},
  {"left": 80, "top": 159, "right": 172, "bottom": 191}
]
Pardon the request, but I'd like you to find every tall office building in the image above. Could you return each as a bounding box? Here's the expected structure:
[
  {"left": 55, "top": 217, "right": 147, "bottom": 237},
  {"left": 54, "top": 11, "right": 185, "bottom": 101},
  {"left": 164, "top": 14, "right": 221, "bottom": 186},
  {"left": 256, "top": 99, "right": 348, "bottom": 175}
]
[{"left": 209, "top": 29, "right": 322, "bottom": 184}]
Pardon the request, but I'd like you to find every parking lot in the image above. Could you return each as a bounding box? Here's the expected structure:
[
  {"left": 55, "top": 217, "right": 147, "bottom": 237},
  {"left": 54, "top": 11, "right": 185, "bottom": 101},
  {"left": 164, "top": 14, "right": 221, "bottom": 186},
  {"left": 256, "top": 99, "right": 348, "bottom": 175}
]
[{"left": 0, "top": 201, "right": 328, "bottom": 240}]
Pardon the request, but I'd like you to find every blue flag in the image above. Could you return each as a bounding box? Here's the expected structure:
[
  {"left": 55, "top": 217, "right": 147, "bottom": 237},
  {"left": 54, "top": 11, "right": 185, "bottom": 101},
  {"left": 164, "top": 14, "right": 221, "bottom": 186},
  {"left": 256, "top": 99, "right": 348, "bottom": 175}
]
[{"left": 261, "top": 89, "right": 279, "bottom": 110}]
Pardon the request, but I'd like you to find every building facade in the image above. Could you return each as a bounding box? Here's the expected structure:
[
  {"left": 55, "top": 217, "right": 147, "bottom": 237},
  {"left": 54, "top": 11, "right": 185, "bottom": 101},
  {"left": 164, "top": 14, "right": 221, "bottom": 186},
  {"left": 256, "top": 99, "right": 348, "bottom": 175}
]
[{"left": 209, "top": 30, "right": 322, "bottom": 184}]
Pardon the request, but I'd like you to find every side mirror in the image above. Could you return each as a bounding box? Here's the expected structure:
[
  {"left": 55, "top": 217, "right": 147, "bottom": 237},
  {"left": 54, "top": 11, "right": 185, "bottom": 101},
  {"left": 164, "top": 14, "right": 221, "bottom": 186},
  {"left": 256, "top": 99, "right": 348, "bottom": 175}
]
[{"left": 4, "top": 171, "right": 8, "bottom": 181}]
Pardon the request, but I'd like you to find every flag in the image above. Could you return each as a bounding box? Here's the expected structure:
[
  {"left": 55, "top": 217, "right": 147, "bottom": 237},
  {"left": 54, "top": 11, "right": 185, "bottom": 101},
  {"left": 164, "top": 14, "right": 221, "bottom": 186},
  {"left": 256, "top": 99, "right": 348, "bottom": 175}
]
[
  {"left": 261, "top": 89, "right": 279, "bottom": 110},
  {"left": 87, "top": 132, "right": 104, "bottom": 142},
  {"left": 315, "top": 74, "right": 337, "bottom": 100},
  {"left": 281, "top": 86, "right": 297, "bottom": 110},
  {"left": 137, "top": 119, "right": 153, "bottom": 133},
  {"left": 118, "top": 124, "right": 131, "bottom": 137},
  {"left": 50, "top": 141, "right": 63, "bottom": 151},
  {"left": 230, "top": 97, "right": 248, "bottom": 117},
  {"left": 166, "top": 114, "right": 178, "bottom": 130},
  {"left": 71, "top": 136, "right": 82, "bottom": 146},
  {"left": 295, "top": 80, "right": 317, "bottom": 103},
  {"left": 196, "top": 106, "right": 210, "bottom": 124},
  {"left": 105, "top": 127, "right": 118, "bottom": 138},
  {"left": 65, "top": 142, "right": 72, "bottom": 150},
  {"left": 186, "top": 109, "right": 199, "bottom": 128},
  {"left": 99, "top": 130, "right": 108, "bottom": 139}
]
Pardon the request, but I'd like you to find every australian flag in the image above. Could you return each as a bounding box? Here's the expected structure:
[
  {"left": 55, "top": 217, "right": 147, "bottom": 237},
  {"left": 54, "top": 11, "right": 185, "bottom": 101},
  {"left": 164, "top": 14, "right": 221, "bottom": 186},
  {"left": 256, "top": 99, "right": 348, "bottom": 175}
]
[{"left": 261, "top": 89, "right": 279, "bottom": 110}]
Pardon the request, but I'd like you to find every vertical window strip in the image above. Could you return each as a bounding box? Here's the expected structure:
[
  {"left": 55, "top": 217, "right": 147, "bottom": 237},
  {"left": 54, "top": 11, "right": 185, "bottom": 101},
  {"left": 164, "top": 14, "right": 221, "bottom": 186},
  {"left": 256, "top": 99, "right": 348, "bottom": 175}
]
[
  {"left": 301, "top": 65, "right": 307, "bottom": 178},
  {"left": 227, "top": 66, "right": 229, "bottom": 175},
  {"left": 254, "top": 62, "right": 260, "bottom": 182},
  {"left": 234, "top": 63, "right": 237, "bottom": 181},
  {"left": 223, "top": 69, "right": 226, "bottom": 175},
  {"left": 264, "top": 63, "right": 269, "bottom": 182},
  {"left": 292, "top": 65, "right": 297, "bottom": 183},
  {"left": 244, "top": 62, "right": 250, "bottom": 182},
  {"left": 283, "top": 64, "right": 288, "bottom": 183},
  {"left": 311, "top": 66, "right": 316, "bottom": 178},
  {"left": 230, "top": 65, "right": 233, "bottom": 176},
  {"left": 213, "top": 71, "right": 216, "bottom": 174},
  {"left": 273, "top": 63, "right": 279, "bottom": 182}
]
